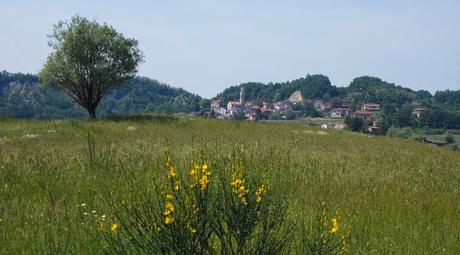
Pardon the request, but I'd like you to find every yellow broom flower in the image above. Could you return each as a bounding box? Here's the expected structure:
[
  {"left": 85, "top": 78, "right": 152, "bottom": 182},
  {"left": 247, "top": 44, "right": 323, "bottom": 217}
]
[
  {"left": 169, "top": 166, "right": 177, "bottom": 178},
  {"left": 200, "top": 175, "right": 209, "bottom": 191},
  {"left": 165, "top": 201, "right": 175, "bottom": 213},
  {"left": 111, "top": 223, "right": 118, "bottom": 233},
  {"left": 165, "top": 215, "right": 174, "bottom": 224},
  {"left": 174, "top": 181, "right": 180, "bottom": 191},
  {"left": 255, "top": 184, "right": 267, "bottom": 203},
  {"left": 330, "top": 218, "right": 339, "bottom": 233}
]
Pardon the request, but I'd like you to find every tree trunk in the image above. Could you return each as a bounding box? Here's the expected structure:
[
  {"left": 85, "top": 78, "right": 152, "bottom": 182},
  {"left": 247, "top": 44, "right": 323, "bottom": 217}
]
[{"left": 87, "top": 106, "right": 97, "bottom": 119}]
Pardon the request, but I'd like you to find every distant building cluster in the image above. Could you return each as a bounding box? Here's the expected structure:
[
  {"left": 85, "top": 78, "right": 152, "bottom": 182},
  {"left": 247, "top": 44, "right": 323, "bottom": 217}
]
[
  {"left": 209, "top": 88, "right": 426, "bottom": 133},
  {"left": 210, "top": 88, "right": 259, "bottom": 121}
]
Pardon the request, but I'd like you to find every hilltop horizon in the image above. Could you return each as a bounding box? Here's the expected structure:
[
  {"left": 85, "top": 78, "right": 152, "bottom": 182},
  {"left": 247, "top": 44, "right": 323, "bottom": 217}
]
[{"left": 1, "top": 69, "right": 453, "bottom": 100}]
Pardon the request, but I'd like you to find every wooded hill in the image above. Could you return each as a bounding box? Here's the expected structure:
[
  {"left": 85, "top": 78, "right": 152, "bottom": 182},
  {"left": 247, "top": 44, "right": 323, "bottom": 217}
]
[
  {"left": 0, "top": 71, "right": 206, "bottom": 119},
  {"left": 216, "top": 74, "right": 460, "bottom": 111},
  {"left": 1, "top": 71, "right": 459, "bottom": 119}
]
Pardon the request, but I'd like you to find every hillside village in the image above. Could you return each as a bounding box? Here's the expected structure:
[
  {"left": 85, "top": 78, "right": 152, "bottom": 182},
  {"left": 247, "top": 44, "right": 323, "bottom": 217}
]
[{"left": 209, "top": 88, "right": 426, "bottom": 132}]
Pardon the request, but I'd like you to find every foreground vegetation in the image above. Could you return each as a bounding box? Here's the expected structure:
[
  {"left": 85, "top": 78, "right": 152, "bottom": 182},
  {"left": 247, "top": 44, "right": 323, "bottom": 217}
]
[{"left": 1, "top": 116, "right": 460, "bottom": 254}]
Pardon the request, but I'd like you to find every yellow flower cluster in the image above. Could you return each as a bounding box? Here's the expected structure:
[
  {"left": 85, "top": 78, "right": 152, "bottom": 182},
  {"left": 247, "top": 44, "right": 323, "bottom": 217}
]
[
  {"left": 189, "top": 161, "right": 211, "bottom": 192},
  {"left": 166, "top": 154, "right": 181, "bottom": 191},
  {"left": 330, "top": 218, "right": 339, "bottom": 233},
  {"left": 111, "top": 223, "right": 118, "bottom": 233},
  {"left": 255, "top": 184, "right": 267, "bottom": 203},
  {"left": 231, "top": 169, "right": 249, "bottom": 205},
  {"left": 187, "top": 222, "right": 197, "bottom": 234},
  {"left": 166, "top": 155, "right": 177, "bottom": 178},
  {"left": 163, "top": 194, "right": 175, "bottom": 224},
  {"left": 174, "top": 180, "right": 181, "bottom": 191}
]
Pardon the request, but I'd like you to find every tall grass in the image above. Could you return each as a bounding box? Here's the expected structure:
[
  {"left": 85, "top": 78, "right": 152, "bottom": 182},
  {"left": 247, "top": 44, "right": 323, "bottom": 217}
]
[{"left": 0, "top": 117, "right": 459, "bottom": 253}]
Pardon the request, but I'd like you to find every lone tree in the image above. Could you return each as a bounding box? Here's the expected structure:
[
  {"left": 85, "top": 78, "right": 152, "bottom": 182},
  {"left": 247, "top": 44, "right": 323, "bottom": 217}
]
[{"left": 39, "top": 16, "right": 144, "bottom": 119}]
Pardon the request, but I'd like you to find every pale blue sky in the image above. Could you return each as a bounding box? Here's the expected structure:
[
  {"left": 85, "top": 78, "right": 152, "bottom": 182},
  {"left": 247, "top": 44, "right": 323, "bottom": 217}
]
[{"left": 1, "top": 0, "right": 459, "bottom": 98}]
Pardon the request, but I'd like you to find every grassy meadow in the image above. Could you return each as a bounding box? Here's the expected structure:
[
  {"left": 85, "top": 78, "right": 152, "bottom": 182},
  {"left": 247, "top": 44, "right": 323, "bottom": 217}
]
[{"left": 1, "top": 115, "right": 460, "bottom": 254}]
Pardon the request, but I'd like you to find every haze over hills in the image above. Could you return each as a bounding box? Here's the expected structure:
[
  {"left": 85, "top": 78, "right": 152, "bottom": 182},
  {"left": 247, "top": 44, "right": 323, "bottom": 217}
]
[{"left": 1, "top": 70, "right": 459, "bottom": 119}]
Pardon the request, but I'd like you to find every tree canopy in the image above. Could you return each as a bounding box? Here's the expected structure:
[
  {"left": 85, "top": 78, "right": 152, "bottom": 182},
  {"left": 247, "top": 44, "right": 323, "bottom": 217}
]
[{"left": 39, "top": 15, "right": 144, "bottom": 118}]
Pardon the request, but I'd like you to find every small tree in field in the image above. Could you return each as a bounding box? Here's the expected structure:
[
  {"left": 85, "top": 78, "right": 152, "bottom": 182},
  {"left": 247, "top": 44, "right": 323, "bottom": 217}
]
[{"left": 39, "top": 15, "right": 144, "bottom": 119}]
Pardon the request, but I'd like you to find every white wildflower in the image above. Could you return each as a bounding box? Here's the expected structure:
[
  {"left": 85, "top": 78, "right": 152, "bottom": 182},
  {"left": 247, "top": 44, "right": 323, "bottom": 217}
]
[
  {"left": 127, "top": 126, "right": 137, "bottom": 131},
  {"left": 21, "top": 134, "right": 39, "bottom": 139}
]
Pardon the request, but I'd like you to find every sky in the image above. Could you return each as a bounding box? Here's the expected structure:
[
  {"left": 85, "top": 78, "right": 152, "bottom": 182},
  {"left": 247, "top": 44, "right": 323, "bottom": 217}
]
[{"left": 1, "top": 0, "right": 459, "bottom": 98}]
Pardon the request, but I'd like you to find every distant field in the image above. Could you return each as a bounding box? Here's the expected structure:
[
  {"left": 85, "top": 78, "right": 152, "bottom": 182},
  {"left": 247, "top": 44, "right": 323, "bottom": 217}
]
[
  {"left": 261, "top": 117, "right": 344, "bottom": 126},
  {"left": 1, "top": 116, "right": 460, "bottom": 254},
  {"left": 427, "top": 134, "right": 460, "bottom": 146},
  {"left": 387, "top": 127, "right": 460, "bottom": 148}
]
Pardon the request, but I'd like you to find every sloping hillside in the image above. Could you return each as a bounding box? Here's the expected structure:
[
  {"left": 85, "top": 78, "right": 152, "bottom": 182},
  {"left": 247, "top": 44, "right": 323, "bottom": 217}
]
[
  {"left": 215, "top": 74, "right": 337, "bottom": 104},
  {"left": 0, "top": 71, "right": 206, "bottom": 119}
]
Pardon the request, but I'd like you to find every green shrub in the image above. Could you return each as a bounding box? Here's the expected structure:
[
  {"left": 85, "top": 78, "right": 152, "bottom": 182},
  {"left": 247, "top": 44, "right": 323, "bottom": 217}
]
[
  {"left": 301, "top": 204, "right": 349, "bottom": 255},
  {"left": 445, "top": 134, "right": 455, "bottom": 144},
  {"left": 92, "top": 149, "right": 292, "bottom": 254}
]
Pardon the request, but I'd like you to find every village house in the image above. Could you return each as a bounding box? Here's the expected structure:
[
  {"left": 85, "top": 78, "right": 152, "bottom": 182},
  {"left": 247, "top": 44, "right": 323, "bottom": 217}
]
[
  {"left": 210, "top": 99, "right": 221, "bottom": 109},
  {"left": 227, "top": 101, "right": 242, "bottom": 111},
  {"left": 247, "top": 112, "right": 258, "bottom": 121},
  {"left": 226, "top": 87, "right": 245, "bottom": 117},
  {"left": 412, "top": 108, "right": 425, "bottom": 118},
  {"left": 313, "top": 100, "right": 325, "bottom": 111},
  {"left": 324, "top": 102, "right": 332, "bottom": 111},
  {"left": 262, "top": 101, "right": 271, "bottom": 109},
  {"left": 261, "top": 101, "right": 273, "bottom": 114},
  {"left": 330, "top": 108, "right": 352, "bottom": 118},
  {"left": 247, "top": 104, "right": 260, "bottom": 112},
  {"left": 363, "top": 103, "right": 380, "bottom": 111},
  {"left": 274, "top": 102, "right": 288, "bottom": 112},
  {"left": 213, "top": 107, "right": 228, "bottom": 116},
  {"left": 367, "top": 121, "right": 379, "bottom": 133},
  {"left": 353, "top": 111, "right": 372, "bottom": 120},
  {"left": 245, "top": 104, "right": 260, "bottom": 120}
]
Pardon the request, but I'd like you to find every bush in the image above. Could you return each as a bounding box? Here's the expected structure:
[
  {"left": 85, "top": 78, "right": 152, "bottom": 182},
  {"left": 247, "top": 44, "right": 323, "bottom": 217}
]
[
  {"left": 92, "top": 149, "right": 292, "bottom": 254},
  {"left": 301, "top": 204, "right": 349, "bottom": 255},
  {"left": 344, "top": 117, "right": 363, "bottom": 132},
  {"left": 445, "top": 134, "right": 456, "bottom": 144}
]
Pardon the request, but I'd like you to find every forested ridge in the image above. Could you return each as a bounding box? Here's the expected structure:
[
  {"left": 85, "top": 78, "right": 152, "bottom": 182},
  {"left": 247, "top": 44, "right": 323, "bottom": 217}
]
[
  {"left": 1, "top": 71, "right": 459, "bottom": 120},
  {"left": 217, "top": 74, "right": 460, "bottom": 111},
  {"left": 0, "top": 71, "right": 206, "bottom": 119}
]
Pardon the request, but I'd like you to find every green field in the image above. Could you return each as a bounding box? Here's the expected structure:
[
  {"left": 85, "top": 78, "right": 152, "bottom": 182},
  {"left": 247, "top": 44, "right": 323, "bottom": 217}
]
[
  {"left": 1, "top": 116, "right": 460, "bottom": 254},
  {"left": 427, "top": 134, "right": 460, "bottom": 146}
]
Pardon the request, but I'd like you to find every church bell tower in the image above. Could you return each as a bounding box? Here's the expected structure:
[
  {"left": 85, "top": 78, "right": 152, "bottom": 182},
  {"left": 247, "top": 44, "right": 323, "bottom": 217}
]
[{"left": 240, "top": 87, "right": 245, "bottom": 106}]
